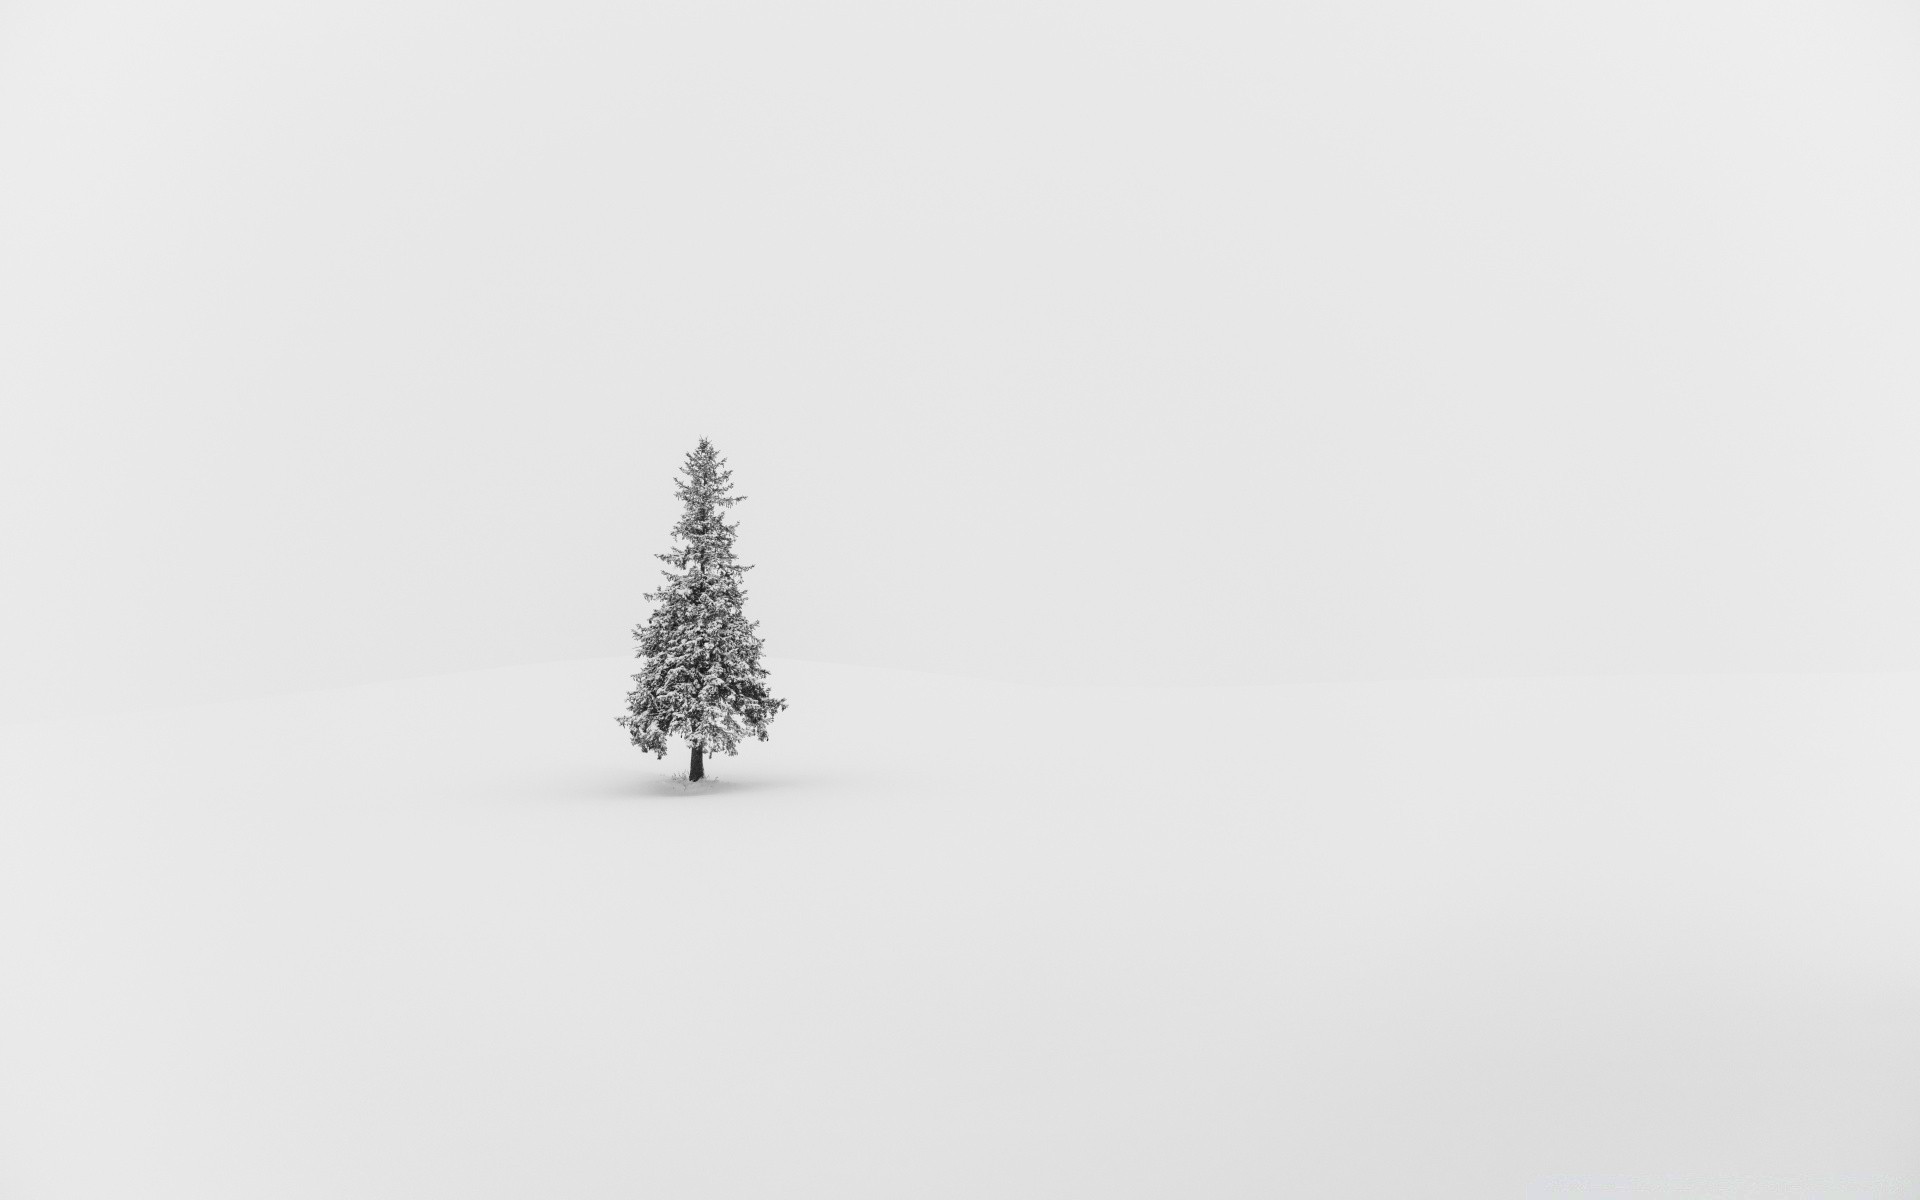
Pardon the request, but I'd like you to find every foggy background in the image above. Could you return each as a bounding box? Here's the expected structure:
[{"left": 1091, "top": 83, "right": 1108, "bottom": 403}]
[{"left": 5, "top": 0, "right": 1920, "bottom": 723}]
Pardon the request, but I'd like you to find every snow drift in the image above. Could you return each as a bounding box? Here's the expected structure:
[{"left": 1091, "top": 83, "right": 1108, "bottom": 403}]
[{"left": 3, "top": 658, "right": 1916, "bottom": 1198}]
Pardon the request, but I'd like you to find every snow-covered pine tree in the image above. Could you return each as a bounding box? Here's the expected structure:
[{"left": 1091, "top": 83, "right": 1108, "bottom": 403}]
[{"left": 617, "top": 438, "right": 786, "bottom": 781}]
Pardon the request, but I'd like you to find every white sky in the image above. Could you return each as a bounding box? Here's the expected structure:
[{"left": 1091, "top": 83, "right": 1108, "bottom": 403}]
[{"left": 5, "top": 0, "right": 1920, "bottom": 719}]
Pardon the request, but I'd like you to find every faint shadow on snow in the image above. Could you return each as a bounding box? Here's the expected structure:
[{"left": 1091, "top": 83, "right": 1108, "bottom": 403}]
[
  {"left": 643, "top": 773, "right": 758, "bottom": 799},
  {"left": 549, "top": 768, "right": 806, "bottom": 802}
]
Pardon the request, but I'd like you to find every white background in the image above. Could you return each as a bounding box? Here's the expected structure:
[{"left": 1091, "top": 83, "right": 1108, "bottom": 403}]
[
  {"left": 5, "top": 0, "right": 1920, "bottom": 722},
  {"left": 8, "top": 7, "right": 1920, "bottom": 1195}
]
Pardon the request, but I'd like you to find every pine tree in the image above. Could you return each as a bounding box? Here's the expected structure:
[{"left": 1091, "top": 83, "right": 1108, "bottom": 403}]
[{"left": 617, "top": 438, "right": 785, "bottom": 781}]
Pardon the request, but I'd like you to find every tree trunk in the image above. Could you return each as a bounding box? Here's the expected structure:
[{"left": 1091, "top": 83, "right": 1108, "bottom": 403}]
[{"left": 689, "top": 741, "right": 704, "bottom": 782}]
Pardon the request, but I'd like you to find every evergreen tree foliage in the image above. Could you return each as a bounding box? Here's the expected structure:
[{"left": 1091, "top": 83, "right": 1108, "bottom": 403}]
[{"left": 618, "top": 439, "right": 785, "bottom": 780}]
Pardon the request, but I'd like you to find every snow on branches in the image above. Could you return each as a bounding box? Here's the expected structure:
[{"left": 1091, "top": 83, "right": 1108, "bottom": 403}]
[{"left": 618, "top": 439, "right": 785, "bottom": 779}]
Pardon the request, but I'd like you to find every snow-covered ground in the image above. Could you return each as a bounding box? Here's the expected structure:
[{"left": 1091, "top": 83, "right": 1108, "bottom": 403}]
[{"left": 3, "top": 658, "right": 1918, "bottom": 1198}]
